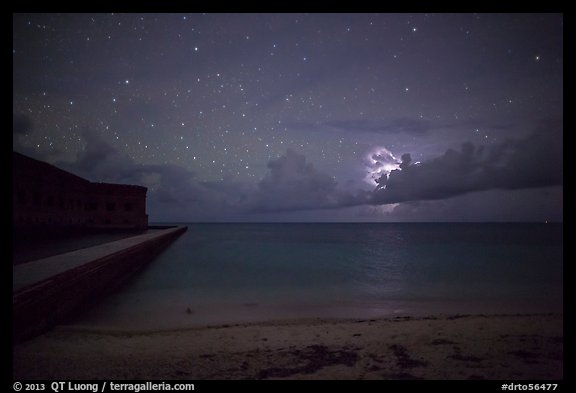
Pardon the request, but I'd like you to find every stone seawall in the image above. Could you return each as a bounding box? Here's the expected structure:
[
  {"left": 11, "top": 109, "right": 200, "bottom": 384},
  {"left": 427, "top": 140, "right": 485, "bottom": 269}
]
[{"left": 13, "top": 226, "right": 187, "bottom": 343}]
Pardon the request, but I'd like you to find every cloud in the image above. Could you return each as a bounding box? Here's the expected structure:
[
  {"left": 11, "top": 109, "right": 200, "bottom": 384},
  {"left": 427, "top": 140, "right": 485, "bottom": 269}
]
[
  {"left": 286, "top": 117, "right": 518, "bottom": 136},
  {"left": 70, "top": 129, "right": 129, "bottom": 180},
  {"left": 252, "top": 149, "right": 342, "bottom": 212},
  {"left": 357, "top": 186, "right": 563, "bottom": 222},
  {"left": 285, "top": 117, "right": 433, "bottom": 135},
  {"left": 55, "top": 129, "right": 251, "bottom": 221},
  {"left": 325, "top": 118, "right": 432, "bottom": 134},
  {"left": 28, "top": 120, "right": 561, "bottom": 221},
  {"left": 369, "top": 121, "right": 563, "bottom": 205},
  {"left": 63, "top": 134, "right": 353, "bottom": 219},
  {"left": 13, "top": 113, "right": 33, "bottom": 135},
  {"left": 13, "top": 114, "right": 67, "bottom": 164},
  {"left": 453, "top": 119, "right": 516, "bottom": 132}
]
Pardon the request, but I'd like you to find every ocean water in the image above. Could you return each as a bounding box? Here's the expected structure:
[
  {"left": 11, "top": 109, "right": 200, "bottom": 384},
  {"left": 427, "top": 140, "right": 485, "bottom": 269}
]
[{"left": 74, "top": 223, "right": 563, "bottom": 329}]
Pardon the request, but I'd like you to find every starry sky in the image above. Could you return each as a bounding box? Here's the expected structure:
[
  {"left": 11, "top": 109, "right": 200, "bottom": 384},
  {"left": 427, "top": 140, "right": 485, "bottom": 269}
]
[{"left": 12, "top": 13, "right": 563, "bottom": 222}]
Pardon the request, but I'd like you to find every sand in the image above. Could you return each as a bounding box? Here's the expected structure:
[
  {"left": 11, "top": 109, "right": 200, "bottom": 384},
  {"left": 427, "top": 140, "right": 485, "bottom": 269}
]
[{"left": 13, "top": 313, "right": 562, "bottom": 380}]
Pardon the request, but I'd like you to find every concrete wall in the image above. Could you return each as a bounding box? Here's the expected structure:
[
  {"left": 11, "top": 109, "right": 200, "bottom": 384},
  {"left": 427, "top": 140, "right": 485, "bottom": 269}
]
[{"left": 13, "top": 226, "right": 187, "bottom": 343}]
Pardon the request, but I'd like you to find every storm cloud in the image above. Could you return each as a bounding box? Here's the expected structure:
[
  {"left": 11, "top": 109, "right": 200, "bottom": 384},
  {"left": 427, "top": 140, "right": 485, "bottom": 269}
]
[{"left": 369, "top": 122, "right": 563, "bottom": 205}]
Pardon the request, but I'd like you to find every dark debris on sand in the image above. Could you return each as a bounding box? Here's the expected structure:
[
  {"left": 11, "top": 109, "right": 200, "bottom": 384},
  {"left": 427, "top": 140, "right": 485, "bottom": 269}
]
[
  {"left": 389, "top": 344, "right": 428, "bottom": 369},
  {"left": 257, "top": 345, "right": 359, "bottom": 379}
]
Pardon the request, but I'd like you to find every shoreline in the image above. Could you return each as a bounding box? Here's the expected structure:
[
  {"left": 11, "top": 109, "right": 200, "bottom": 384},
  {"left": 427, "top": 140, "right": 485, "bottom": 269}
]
[
  {"left": 70, "top": 293, "right": 563, "bottom": 332},
  {"left": 51, "top": 310, "right": 562, "bottom": 335},
  {"left": 13, "top": 312, "right": 563, "bottom": 380}
]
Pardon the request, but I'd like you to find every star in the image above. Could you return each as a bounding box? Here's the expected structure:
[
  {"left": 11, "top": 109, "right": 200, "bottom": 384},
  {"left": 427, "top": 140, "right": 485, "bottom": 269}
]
[{"left": 12, "top": 13, "right": 562, "bottom": 223}]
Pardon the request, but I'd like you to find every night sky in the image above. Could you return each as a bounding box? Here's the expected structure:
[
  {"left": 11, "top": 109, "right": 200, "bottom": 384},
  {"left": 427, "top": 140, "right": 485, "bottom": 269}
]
[{"left": 13, "top": 13, "right": 563, "bottom": 222}]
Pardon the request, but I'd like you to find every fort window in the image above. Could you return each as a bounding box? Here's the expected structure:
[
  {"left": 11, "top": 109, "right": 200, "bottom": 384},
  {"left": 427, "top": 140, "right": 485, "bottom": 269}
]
[
  {"left": 17, "top": 189, "right": 27, "bottom": 204},
  {"left": 106, "top": 202, "right": 116, "bottom": 211}
]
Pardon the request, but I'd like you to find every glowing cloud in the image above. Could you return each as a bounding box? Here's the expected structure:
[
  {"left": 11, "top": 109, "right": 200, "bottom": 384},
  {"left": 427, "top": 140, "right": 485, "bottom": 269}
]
[{"left": 364, "top": 146, "right": 400, "bottom": 188}]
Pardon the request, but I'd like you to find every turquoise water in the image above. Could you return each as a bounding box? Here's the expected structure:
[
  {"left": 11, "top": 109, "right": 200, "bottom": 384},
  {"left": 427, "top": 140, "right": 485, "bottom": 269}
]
[{"left": 75, "top": 223, "right": 563, "bottom": 329}]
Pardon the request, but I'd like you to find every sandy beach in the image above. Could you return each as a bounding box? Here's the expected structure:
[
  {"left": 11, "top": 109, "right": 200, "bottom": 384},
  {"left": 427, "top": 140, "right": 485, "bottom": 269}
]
[{"left": 13, "top": 313, "right": 562, "bottom": 380}]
